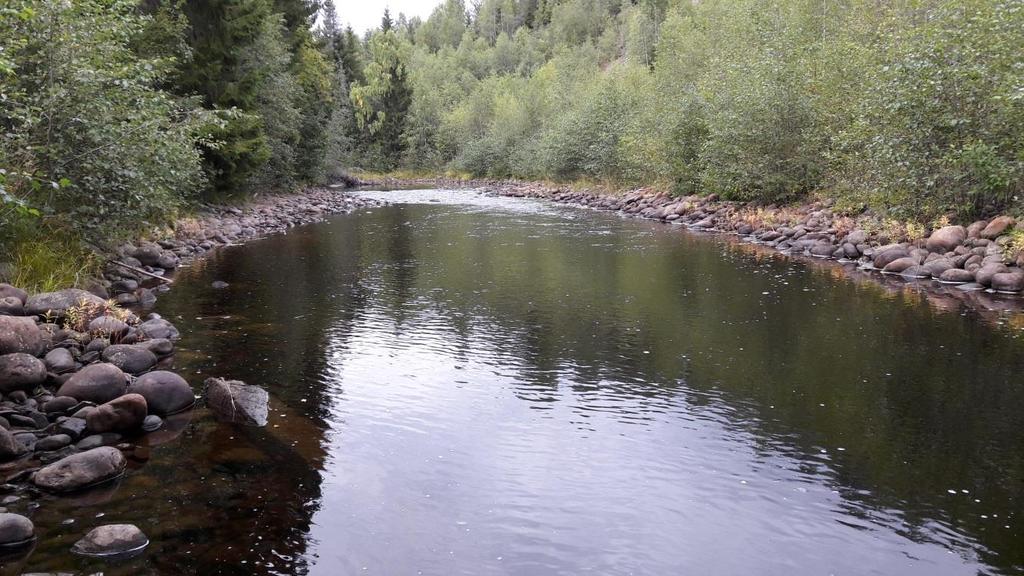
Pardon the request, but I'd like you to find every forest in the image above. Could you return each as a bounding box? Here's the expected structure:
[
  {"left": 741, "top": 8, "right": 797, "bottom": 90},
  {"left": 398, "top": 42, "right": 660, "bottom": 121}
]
[{"left": 1, "top": 0, "right": 1022, "bottom": 287}]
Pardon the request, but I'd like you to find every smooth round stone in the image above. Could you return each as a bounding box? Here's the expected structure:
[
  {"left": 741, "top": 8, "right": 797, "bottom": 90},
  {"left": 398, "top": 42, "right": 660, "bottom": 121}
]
[
  {"left": 36, "top": 434, "right": 72, "bottom": 452},
  {"left": 71, "top": 524, "right": 148, "bottom": 557},
  {"left": 128, "top": 371, "right": 194, "bottom": 416},
  {"left": 57, "top": 363, "right": 128, "bottom": 404},
  {"left": 32, "top": 446, "right": 126, "bottom": 493},
  {"left": 0, "top": 513, "right": 34, "bottom": 547},
  {"left": 142, "top": 415, "right": 163, "bottom": 432}
]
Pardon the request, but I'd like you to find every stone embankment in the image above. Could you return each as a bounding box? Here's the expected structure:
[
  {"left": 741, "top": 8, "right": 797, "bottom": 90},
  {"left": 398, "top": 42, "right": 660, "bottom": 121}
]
[{"left": 0, "top": 187, "right": 379, "bottom": 562}]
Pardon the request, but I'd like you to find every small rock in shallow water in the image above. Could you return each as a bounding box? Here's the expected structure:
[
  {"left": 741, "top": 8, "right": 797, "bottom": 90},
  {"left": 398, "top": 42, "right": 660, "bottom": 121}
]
[
  {"left": 32, "top": 446, "right": 126, "bottom": 493},
  {"left": 211, "top": 280, "right": 230, "bottom": 289},
  {"left": 86, "top": 394, "right": 147, "bottom": 434},
  {"left": 76, "top": 433, "right": 123, "bottom": 451},
  {"left": 71, "top": 524, "right": 148, "bottom": 557},
  {"left": 142, "top": 415, "right": 163, "bottom": 432},
  {"left": 204, "top": 378, "right": 269, "bottom": 426},
  {"left": 0, "top": 513, "right": 34, "bottom": 547}
]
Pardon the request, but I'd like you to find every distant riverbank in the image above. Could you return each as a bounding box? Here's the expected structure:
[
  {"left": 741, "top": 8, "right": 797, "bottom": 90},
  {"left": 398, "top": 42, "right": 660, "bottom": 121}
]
[{"left": 363, "top": 176, "right": 1024, "bottom": 318}]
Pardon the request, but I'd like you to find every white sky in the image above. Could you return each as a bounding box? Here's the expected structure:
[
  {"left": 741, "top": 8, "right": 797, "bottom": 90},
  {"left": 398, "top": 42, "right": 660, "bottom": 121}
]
[{"left": 333, "top": 0, "right": 445, "bottom": 34}]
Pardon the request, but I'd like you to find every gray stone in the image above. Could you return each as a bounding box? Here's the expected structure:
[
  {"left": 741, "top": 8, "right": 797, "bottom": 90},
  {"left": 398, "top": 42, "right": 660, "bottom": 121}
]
[
  {"left": 71, "top": 524, "right": 148, "bottom": 557},
  {"left": 44, "top": 347, "right": 76, "bottom": 374},
  {"left": 75, "top": 433, "right": 123, "bottom": 451},
  {"left": 24, "top": 289, "right": 105, "bottom": 318},
  {"left": 882, "top": 257, "right": 918, "bottom": 273},
  {"left": 975, "top": 263, "right": 1010, "bottom": 287},
  {"left": 57, "top": 363, "right": 128, "bottom": 404},
  {"left": 101, "top": 345, "right": 157, "bottom": 375},
  {"left": 129, "top": 371, "right": 194, "bottom": 416},
  {"left": 991, "top": 271, "right": 1024, "bottom": 292},
  {"left": 0, "top": 297, "right": 23, "bottom": 316},
  {"left": 36, "top": 434, "right": 72, "bottom": 452},
  {"left": 0, "top": 284, "right": 27, "bottom": 305},
  {"left": 86, "top": 394, "right": 147, "bottom": 434},
  {"left": 87, "top": 316, "right": 130, "bottom": 339},
  {"left": 32, "top": 446, "right": 126, "bottom": 492},
  {"left": 142, "top": 415, "right": 163, "bottom": 432},
  {"left": 0, "top": 316, "right": 45, "bottom": 356},
  {"left": 873, "top": 247, "right": 910, "bottom": 269},
  {"left": 204, "top": 378, "right": 269, "bottom": 426},
  {"left": 54, "top": 417, "right": 87, "bottom": 440},
  {"left": 939, "top": 268, "right": 976, "bottom": 283},
  {"left": 0, "top": 353, "right": 46, "bottom": 392},
  {"left": 0, "top": 513, "right": 34, "bottom": 547},
  {"left": 137, "top": 338, "right": 173, "bottom": 357},
  {"left": 137, "top": 318, "right": 179, "bottom": 341},
  {"left": 0, "top": 427, "right": 26, "bottom": 461}
]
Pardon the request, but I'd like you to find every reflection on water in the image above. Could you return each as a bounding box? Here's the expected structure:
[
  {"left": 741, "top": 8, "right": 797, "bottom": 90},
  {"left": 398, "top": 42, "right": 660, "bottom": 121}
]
[{"left": 14, "top": 189, "right": 1024, "bottom": 575}]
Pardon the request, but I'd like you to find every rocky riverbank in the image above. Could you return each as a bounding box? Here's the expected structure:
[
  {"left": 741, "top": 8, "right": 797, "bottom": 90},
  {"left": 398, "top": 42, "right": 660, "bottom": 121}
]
[
  {"left": 0, "top": 187, "right": 380, "bottom": 564},
  {"left": 367, "top": 177, "right": 1024, "bottom": 313}
]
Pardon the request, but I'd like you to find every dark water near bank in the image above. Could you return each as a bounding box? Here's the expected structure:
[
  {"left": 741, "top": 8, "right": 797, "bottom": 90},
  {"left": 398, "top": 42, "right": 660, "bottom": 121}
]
[{"left": 11, "top": 189, "right": 1024, "bottom": 575}]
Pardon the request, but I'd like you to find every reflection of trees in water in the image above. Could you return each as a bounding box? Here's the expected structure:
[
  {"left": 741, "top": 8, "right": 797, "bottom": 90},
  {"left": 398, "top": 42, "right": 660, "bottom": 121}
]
[{"left": 159, "top": 203, "right": 1024, "bottom": 573}]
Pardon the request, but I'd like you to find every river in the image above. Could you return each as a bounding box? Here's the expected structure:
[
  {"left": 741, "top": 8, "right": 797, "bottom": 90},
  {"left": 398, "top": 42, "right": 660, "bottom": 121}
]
[{"left": 16, "top": 189, "right": 1024, "bottom": 575}]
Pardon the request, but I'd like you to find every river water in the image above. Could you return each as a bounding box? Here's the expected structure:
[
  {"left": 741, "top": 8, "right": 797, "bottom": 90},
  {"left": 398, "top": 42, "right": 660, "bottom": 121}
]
[{"left": 13, "top": 189, "right": 1024, "bottom": 575}]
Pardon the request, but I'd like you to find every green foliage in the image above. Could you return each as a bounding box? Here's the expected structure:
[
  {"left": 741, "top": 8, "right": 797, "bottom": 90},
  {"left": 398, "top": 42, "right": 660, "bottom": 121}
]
[
  {"left": 1, "top": 0, "right": 206, "bottom": 237},
  {"left": 350, "top": 27, "right": 413, "bottom": 170}
]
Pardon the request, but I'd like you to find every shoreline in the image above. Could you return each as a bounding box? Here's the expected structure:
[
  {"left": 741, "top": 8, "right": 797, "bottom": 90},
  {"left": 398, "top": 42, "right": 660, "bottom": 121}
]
[
  {"left": 0, "top": 185, "right": 383, "bottom": 561},
  {"left": 361, "top": 176, "right": 1024, "bottom": 319}
]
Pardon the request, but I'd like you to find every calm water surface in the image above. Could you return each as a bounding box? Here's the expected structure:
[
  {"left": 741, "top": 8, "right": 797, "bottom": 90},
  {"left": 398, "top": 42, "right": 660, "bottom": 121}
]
[{"left": 11, "top": 189, "right": 1024, "bottom": 575}]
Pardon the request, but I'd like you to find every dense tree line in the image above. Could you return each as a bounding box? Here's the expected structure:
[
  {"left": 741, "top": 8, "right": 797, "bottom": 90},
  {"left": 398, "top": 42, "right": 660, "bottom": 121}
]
[
  {"left": 2, "top": 0, "right": 1023, "bottom": 287},
  {"left": 375, "top": 0, "right": 1022, "bottom": 223},
  {"left": 0, "top": 0, "right": 362, "bottom": 281}
]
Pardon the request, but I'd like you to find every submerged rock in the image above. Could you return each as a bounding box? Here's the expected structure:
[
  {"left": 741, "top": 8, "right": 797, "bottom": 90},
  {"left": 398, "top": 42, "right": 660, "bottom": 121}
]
[
  {"left": 204, "top": 378, "right": 269, "bottom": 426},
  {"left": 71, "top": 524, "right": 148, "bottom": 557},
  {"left": 32, "top": 446, "right": 126, "bottom": 493},
  {"left": 137, "top": 318, "right": 179, "bottom": 341}
]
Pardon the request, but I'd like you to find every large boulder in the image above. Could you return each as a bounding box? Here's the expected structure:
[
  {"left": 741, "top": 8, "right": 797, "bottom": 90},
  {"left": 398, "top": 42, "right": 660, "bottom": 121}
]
[
  {"left": 101, "top": 345, "right": 156, "bottom": 375},
  {"left": 926, "top": 225, "right": 966, "bottom": 253},
  {"left": 204, "top": 378, "right": 269, "bottom": 426},
  {"left": 32, "top": 446, "right": 126, "bottom": 492},
  {"left": 0, "top": 353, "right": 47, "bottom": 392},
  {"left": 137, "top": 318, "right": 179, "bottom": 341},
  {"left": 57, "top": 363, "right": 127, "bottom": 404},
  {"left": 86, "top": 394, "right": 147, "bottom": 434},
  {"left": 980, "top": 216, "right": 1014, "bottom": 240},
  {"left": 0, "top": 513, "right": 34, "bottom": 547},
  {"left": 71, "top": 524, "right": 148, "bottom": 557},
  {"left": 24, "top": 289, "right": 105, "bottom": 318},
  {"left": 128, "top": 371, "right": 194, "bottom": 415},
  {"left": 0, "top": 316, "right": 45, "bottom": 356}
]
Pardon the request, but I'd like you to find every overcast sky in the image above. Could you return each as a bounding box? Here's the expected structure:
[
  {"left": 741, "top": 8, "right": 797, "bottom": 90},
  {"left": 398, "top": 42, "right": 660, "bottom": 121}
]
[{"left": 333, "top": 0, "right": 445, "bottom": 34}]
